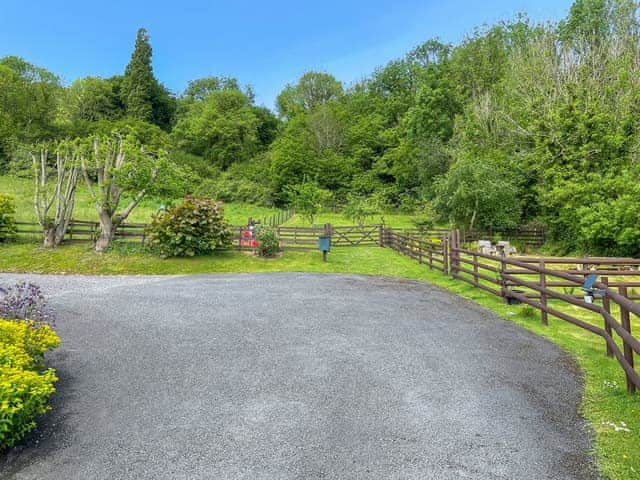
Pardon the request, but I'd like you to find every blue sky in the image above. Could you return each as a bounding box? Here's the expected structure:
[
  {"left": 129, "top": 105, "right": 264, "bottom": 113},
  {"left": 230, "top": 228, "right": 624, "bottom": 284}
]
[{"left": 0, "top": 0, "right": 573, "bottom": 109}]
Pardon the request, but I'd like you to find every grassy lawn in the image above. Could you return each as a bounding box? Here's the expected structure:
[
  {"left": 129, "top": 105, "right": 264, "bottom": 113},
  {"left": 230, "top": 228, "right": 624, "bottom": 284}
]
[
  {"left": 0, "top": 175, "right": 279, "bottom": 226},
  {"left": 0, "top": 241, "right": 637, "bottom": 478}
]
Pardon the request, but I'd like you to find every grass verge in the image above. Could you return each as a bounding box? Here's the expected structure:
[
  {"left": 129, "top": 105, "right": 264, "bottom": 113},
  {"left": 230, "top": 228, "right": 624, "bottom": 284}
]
[{"left": 0, "top": 241, "right": 637, "bottom": 478}]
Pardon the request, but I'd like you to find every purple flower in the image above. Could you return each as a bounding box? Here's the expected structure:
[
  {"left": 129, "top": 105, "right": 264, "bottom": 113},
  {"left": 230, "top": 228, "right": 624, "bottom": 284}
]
[{"left": 0, "top": 282, "right": 56, "bottom": 328}]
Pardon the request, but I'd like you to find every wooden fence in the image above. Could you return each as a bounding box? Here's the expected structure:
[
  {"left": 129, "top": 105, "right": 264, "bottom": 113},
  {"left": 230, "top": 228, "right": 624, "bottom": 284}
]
[
  {"left": 381, "top": 228, "right": 448, "bottom": 273},
  {"left": 236, "top": 224, "right": 384, "bottom": 251},
  {"left": 382, "top": 228, "right": 639, "bottom": 394},
  {"left": 250, "top": 208, "right": 296, "bottom": 228},
  {"left": 398, "top": 227, "right": 546, "bottom": 249}
]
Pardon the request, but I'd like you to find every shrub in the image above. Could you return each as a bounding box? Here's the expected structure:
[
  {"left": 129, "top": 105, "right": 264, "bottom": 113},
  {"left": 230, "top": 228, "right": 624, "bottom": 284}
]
[
  {"left": 255, "top": 226, "right": 280, "bottom": 257},
  {"left": 0, "top": 194, "right": 17, "bottom": 242},
  {"left": 147, "top": 197, "right": 233, "bottom": 258},
  {"left": 0, "top": 319, "right": 60, "bottom": 449},
  {"left": 0, "top": 282, "right": 56, "bottom": 328}
]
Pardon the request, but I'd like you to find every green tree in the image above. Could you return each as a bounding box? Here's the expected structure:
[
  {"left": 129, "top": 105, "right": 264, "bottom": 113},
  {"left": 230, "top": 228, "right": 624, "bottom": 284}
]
[
  {"left": 172, "top": 88, "right": 259, "bottom": 169},
  {"left": 433, "top": 155, "right": 522, "bottom": 231},
  {"left": 276, "top": 72, "right": 343, "bottom": 118},
  {"left": 120, "top": 28, "right": 175, "bottom": 130},
  {"left": 285, "top": 180, "right": 331, "bottom": 225},
  {"left": 0, "top": 57, "right": 62, "bottom": 168},
  {"left": 65, "top": 76, "right": 124, "bottom": 123}
]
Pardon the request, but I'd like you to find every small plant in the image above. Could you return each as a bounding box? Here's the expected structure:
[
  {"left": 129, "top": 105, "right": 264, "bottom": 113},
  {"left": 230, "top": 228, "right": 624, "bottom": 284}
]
[
  {"left": 255, "top": 226, "right": 280, "bottom": 257},
  {"left": 0, "top": 318, "right": 60, "bottom": 449},
  {"left": 147, "top": 196, "right": 233, "bottom": 258},
  {"left": 519, "top": 305, "right": 538, "bottom": 320},
  {"left": 0, "top": 194, "right": 17, "bottom": 242},
  {"left": 0, "top": 282, "right": 56, "bottom": 328}
]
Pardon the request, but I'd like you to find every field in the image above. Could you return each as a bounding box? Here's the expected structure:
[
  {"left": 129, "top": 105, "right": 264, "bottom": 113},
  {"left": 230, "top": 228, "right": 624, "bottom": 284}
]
[
  {"left": 0, "top": 175, "right": 420, "bottom": 229},
  {"left": 0, "top": 176, "right": 280, "bottom": 226}
]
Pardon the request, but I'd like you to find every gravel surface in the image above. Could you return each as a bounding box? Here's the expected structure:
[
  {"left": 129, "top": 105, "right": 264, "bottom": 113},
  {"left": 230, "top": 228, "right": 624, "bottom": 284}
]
[{"left": 0, "top": 273, "right": 598, "bottom": 479}]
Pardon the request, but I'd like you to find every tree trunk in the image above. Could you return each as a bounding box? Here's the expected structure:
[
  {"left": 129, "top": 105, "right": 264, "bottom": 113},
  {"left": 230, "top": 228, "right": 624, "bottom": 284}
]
[
  {"left": 95, "top": 212, "right": 116, "bottom": 253},
  {"left": 42, "top": 228, "right": 57, "bottom": 248}
]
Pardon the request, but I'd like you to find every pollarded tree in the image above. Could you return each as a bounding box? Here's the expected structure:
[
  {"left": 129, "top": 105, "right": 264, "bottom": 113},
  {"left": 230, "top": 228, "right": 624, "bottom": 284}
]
[
  {"left": 31, "top": 142, "right": 80, "bottom": 248},
  {"left": 79, "top": 133, "right": 181, "bottom": 252}
]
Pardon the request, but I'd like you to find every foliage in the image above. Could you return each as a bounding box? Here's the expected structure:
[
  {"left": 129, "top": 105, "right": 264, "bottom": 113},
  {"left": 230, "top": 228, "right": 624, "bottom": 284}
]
[
  {"left": 255, "top": 225, "right": 280, "bottom": 257},
  {"left": 120, "top": 28, "right": 175, "bottom": 130},
  {"left": 433, "top": 155, "right": 521, "bottom": 231},
  {"left": 172, "top": 88, "right": 260, "bottom": 169},
  {"left": 343, "top": 194, "right": 377, "bottom": 226},
  {"left": 0, "top": 318, "right": 59, "bottom": 449},
  {"left": 64, "top": 76, "right": 124, "bottom": 123},
  {"left": 0, "top": 282, "right": 56, "bottom": 328},
  {"left": 80, "top": 133, "right": 187, "bottom": 251},
  {"left": 285, "top": 180, "right": 331, "bottom": 225},
  {"left": 276, "top": 71, "right": 343, "bottom": 119},
  {"left": 0, "top": 194, "right": 16, "bottom": 242},
  {"left": 147, "top": 197, "right": 233, "bottom": 257},
  {"left": 0, "top": 56, "right": 62, "bottom": 170},
  {"left": 3, "top": 2, "right": 640, "bottom": 255}
]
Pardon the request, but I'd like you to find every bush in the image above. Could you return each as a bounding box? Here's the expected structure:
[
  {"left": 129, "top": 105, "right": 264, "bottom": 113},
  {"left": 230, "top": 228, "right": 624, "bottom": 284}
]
[
  {"left": 255, "top": 226, "right": 280, "bottom": 257},
  {"left": 0, "top": 194, "right": 17, "bottom": 242},
  {"left": 147, "top": 197, "right": 233, "bottom": 258},
  {"left": 0, "top": 319, "right": 60, "bottom": 449}
]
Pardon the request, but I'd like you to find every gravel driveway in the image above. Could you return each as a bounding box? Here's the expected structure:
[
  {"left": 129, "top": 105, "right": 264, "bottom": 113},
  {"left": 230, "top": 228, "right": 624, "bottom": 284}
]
[{"left": 0, "top": 273, "right": 597, "bottom": 479}]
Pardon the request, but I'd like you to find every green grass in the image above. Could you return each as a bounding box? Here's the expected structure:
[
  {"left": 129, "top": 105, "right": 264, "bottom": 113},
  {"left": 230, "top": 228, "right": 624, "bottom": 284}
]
[
  {"left": 283, "top": 211, "right": 419, "bottom": 228},
  {"left": 0, "top": 175, "right": 279, "bottom": 226},
  {"left": 0, "top": 241, "right": 637, "bottom": 478}
]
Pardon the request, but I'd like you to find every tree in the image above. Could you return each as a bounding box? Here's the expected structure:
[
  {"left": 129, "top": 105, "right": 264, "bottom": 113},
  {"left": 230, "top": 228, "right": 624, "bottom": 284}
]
[
  {"left": 172, "top": 88, "right": 259, "bottom": 169},
  {"left": 65, "top": 76, "right": 124, "bottom": 123},
  {"left": 80, "top": 133, "right": 181, "bottom": 252},
  {"left": 182, "top": 76, "right": 241, "bottom": 101},
  {"left": 31, "top": 142, "right": 79, "bottom": 247},
  {"left": 120, "top": 28, "right": 175, "bottom": 130},
  {"left": 0, "top": 57, "right": 62, "bottom": 168},
  {"left": 276, "top": 72, "right": 343, "bottom": 118},
  {"left": 285, "top": 180, "right": 331, "bottom": 225},
  {"left": 343, "top": 194, "right": 377, "bottom": 226},
  {"left": 433, "top": 155, "right": 521, "bottom": 231}
]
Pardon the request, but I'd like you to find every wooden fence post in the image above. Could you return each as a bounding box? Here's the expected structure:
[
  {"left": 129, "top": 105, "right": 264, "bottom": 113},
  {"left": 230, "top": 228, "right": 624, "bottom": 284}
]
[
  {"left": 473, "top": 252, "right": 478, "bottom": 287},
  {"left": 500, "top": 255, "right": 507, "bottom": 302},
  {"left": 602, "top": 277, "right": 613, "bottom": 358},
  {"left": 378, "top": 224, "right": 384, "bottom": 247},
  {"left": 540, "top": 259, "right": 548, "bottom": 326},
  {"left": 619, "top": 286, "right": 636, "bottom": 394},
  {"left": 443, "top": 235, "right": 449, "bottom": 275}
]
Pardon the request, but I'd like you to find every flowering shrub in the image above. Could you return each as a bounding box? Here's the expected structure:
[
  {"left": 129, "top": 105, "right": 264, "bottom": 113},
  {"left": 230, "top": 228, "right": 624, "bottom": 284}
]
[
  {"left": 255, "top": 226, "right": 280, "bottom": 257},
  {"left": 0, "top": 282, "right": 56, "bottom": 328},
  {"left": 147, "top": 197, "right": 233, "bottom": 258},
  {"left": 0, "top": 194, "right": 17, "bottom": 242},
  {"left": 0, "top": 319, "right": 60, "bottom": 449}
]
